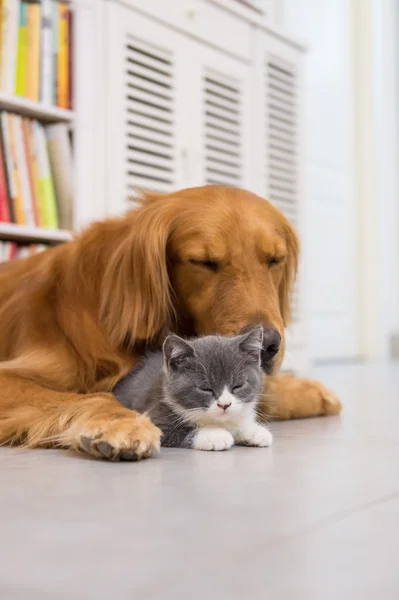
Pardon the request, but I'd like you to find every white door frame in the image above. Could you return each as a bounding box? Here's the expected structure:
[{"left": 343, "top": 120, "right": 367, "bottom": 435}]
[{"left": 353, "top": 0, "right": 399, "bottom": 360}]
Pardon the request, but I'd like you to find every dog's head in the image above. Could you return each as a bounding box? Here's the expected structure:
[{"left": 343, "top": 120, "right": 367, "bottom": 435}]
[{"left": 102, "top": 186, "right": 299, "bottom": 374}]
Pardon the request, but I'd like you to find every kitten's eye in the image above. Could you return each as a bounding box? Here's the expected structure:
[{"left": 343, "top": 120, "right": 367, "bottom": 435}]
[
  {"left": 199, "top": 388, "right": 214, "bottom": 395},
  {"left": 189, "top": 259, "right": 218, "bottom": 272},
  {"left": 232, "top": 384, "right": 244, "bottom": 393}
]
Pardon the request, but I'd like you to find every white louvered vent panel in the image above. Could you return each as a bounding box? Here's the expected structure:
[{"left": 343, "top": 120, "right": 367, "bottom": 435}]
[
  {"left": 203, "top": 71, "right": 243, "bottom": 186},
  {"left": 125, "top": 37, "right": 177, "bottom": 198},
  {"left": 266, "top": 56, "right": 300, "bottom": 322}
]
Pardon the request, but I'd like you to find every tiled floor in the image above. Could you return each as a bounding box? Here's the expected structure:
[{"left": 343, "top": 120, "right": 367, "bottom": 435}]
[{"left": 1, "top": 363, "right": 398, "bottom": 599}]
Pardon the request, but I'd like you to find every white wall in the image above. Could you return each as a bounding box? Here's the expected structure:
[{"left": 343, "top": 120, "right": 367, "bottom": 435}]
[
  {"left": 282, "top": 0, "right": 360, "bottom": 362},
  {"left": 282, "top": 0, "right": 399, "bottom": 362}
]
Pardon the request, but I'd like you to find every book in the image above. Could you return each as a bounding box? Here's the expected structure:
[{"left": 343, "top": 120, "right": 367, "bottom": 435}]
[
  {"left": 0, "top": 1, "right": 72, "bottom": 106},
  {"left": 0, "top": 111, "right": 70, "bottom": 231},
  {"left": 16, "top": 244, "right": 30, "bottom": 258},
  {"left": 9, "top": 240, "right": 18, "bottom": 259},
  {"left": 35, "top": 243, "right": 46, "bottom": 254},
  {"left": 0, "top": 0, "right": 20, "bottom": 93},
  {"left": 57, "top": 2, "right": 69, "bottom": 108},
  {"left": 27, "top": 118, "right": 45, "bottom": 226},
  {"left": 4, "top": 241, "right": 17, "bottom": 261},
  {"left": 0, "top": 0, "right": 5, "bottom": 81},
  {"left": 51, "top": 0, "right": 59, "bottom": 106},
  {"left": 26, "top": 0, "right": 41, "bottom": 101},
  {"left": 0, "top": 113, "right": 13, "bottom": 221},
  {"left": 22, "top": 117, "right": 40, "bottom": 225},
  {"left": 45, "top": 122, "right": 72, "bottom": 229},
  {"left": 15, "top": 1, "right": 27, "bottom": 97},
  {"left": 5, "top": 113, "right": 25, "bottom": 224},
  {"left": 0, "top": 112, "right": 15, "bottom": 222},
  {"left": 34, "top": 121, "right": 58, "bottom": 228},
  {"left": 0, "top": 116, "right": 10, "bottom": 222},
  {"left": 0, "top": 241, "right": 47, "bottom": 262},
  {"left": 12, "top": 114, "right": 35, "bottom": 225},
  {"left": 0, "top": 241, "right": 11, "bottom": 261},
  {"left": 67, "top": 7, "right": 72, "bottom": 109},
  {"left": 40, "top": 0, "right": 53, "bottom": 104}
]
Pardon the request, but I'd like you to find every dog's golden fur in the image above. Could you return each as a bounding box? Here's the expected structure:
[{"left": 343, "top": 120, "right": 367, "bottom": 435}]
[{"left": 0, "top": 186, "right": 341, "bottom": 460}]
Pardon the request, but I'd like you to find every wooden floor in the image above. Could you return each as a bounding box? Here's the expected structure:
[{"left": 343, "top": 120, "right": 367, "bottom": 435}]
[{"left": 1, "top": 362, "right": 398, "bottom": 599}]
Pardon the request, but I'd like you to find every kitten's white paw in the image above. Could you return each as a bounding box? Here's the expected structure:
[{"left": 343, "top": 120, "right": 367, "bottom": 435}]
[
  {"left": 236, "top": 423, "right": 273, "bottom": 447},
  {"left": 192, "top": 428, "right": 234, "bottom": 451}
]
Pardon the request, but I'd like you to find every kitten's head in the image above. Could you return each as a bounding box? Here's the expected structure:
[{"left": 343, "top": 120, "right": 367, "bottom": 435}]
[{"left": 162, "top": 326, "right": 264, "bottom": 428}]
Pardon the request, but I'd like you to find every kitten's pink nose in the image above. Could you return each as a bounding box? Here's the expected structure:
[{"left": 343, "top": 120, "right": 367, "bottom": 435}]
[{"left": 217, "top": 401, "right": 231, "bottom": 411}]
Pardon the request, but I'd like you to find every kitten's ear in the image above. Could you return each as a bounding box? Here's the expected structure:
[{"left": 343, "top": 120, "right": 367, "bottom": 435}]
[
  {"left": 163, "top": 335, "right": 195, "bottom": 371},
  {"left": 237, "top": 326, "right": 264, "bottom": 362}
]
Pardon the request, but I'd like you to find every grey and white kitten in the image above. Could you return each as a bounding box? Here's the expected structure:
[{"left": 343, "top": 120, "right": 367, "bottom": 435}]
[{"left": 113, "top": 326, "right": 272, "bottom": 451}]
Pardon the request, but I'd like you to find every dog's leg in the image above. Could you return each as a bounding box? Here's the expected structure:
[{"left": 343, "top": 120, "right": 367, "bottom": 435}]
[
  {"left": 258, "top": 374, "right": 342, "bottom": 421},
  {"left": 0, "top": 372, "right": 161, "bottom": 460}
]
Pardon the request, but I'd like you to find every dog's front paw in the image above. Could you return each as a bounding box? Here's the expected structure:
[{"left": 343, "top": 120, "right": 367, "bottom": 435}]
[
  {"left": 236, "top": 423, "right": 273, "bottom": 447},
  {"left": 77, "top": 411, "right": 161, "bottom": 461},
  {"left": 192, "top": 428, "right": 234, "bottom": 451}
]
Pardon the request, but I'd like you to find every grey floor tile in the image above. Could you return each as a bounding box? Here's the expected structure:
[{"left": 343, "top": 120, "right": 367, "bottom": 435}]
[{"left": 0, "top": 362, "right": 398, "bottom": 599}]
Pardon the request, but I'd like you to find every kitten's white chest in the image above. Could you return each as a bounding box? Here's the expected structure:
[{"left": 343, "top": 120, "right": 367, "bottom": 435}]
[
  {"left": 192, "top": 389, "right": 273, "bottom": 451},
  {"left": 199, "top": 388, "right": 255, "bottom": 431}
]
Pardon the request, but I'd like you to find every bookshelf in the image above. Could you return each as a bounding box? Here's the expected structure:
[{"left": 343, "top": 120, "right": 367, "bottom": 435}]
[
  {"left": 0, "top": 222, "right": 72, "bottom": 245},
  {"left": 0, "top": 94, "right": 74, "bottom": 124},
  {"left": 0, "top": 0, "right": 75, "bottom": 260}
]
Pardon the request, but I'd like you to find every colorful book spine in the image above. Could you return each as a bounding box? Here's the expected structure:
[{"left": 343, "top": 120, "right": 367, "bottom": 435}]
[
  {"left": 9, "top": 241, "right": 18, "bottom": 259},
  {"left": 46, "top": 122, "right": 72, "bottom": 229},
  {"left": 0, "top": 241, "right": 16, "bottom": 261},
  {"left": 0, "top": 112, "right": 15, "bottom": 222},
  {"left": 67, "top": 7, "right": 73, "bottom": 109},
  {"left": 40, "top": 0, "right": 53, "bottom": 105},
  {"left": 51, "top": 0, "right": 59, "bottom": 106},
  {"left": 0, "top": 0, "right": 20, "bottom": 93},
  {"left": 0, "top": 112, "right": 13, "bottom": 221},
  {"left": 31, "top": 118, "right": 47, "bottom": 225},
  {"left": 22, "top": 117, "right": 40, "bottom": 225},
  {"left": 5, "top": 113, "right": 25, "bottom": 224},
  {"left": 0, "top": 0, "right": 5, "bottom": 81},
  {"left": 0, "top": 117, "right": 10, "bottom": 222},
  {"left": 13, "top": 114, "right": 35, "bottom": 225},
  {"left": 26, "top": 118, "right": 43, "bottom": 226},
  {"left": 26, "top": 1, "right": 41, "bottom": 101},
  {"left": 15, "top": 1, "right": 27, "bottom": 97},
  {"left": 34, "top": 121, "right": 58, "bottom": 228},
  {"left": 57, "top": 3, "right": 69, "bottom": 109}
]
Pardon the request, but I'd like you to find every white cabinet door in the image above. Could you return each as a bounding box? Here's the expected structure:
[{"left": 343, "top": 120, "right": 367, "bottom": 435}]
[
  {"left": 105, "top": 4, "right": 188, "bottom": 215},
  {"left": 253, "top": 31, "right": 309, "bottom": 373},
  {"left": 182, "top": 41, "right": 252, "bottom": 190},
  {"left": 105, "top": 5, "right": 253, "bottom": 211}
]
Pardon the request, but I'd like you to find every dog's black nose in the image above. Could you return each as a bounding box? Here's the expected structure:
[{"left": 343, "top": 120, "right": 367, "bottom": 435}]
[{"left": 262, "top": 327, "right": 281, "bottom": 361}]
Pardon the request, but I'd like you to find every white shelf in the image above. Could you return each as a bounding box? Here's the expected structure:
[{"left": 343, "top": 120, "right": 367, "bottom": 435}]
[
  {"left": 0, "top": 93, "right": 74, "bottom": 123},
  {"left": 0, "top": 223, "right": 72, "bottom": 245}
]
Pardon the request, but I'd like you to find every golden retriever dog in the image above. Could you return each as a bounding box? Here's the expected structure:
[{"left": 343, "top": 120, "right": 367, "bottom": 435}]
[{"left": 0, "top": 186, "right": 341, "bottom": 460}]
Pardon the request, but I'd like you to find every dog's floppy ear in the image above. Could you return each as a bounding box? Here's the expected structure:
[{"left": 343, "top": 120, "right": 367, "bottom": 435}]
[
  {"left": 100, "top": 195, "right": 175, "bottom": 347},
  {"left": 279, "top": 220, "right": 299, "bottom": 327}
]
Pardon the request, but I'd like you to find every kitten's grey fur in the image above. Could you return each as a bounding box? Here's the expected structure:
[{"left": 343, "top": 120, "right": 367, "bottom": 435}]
[{"left": 113, "top": 326, "right": 273, "bottom": 451}]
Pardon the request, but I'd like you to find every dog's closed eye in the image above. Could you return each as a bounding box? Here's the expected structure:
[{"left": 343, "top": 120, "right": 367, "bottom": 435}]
[
  {"left": 268, "top": 256, "right": 284, "bottom": 268},
  {"left": 188, "top": 259, "right": 219, "bottom": 272}
]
